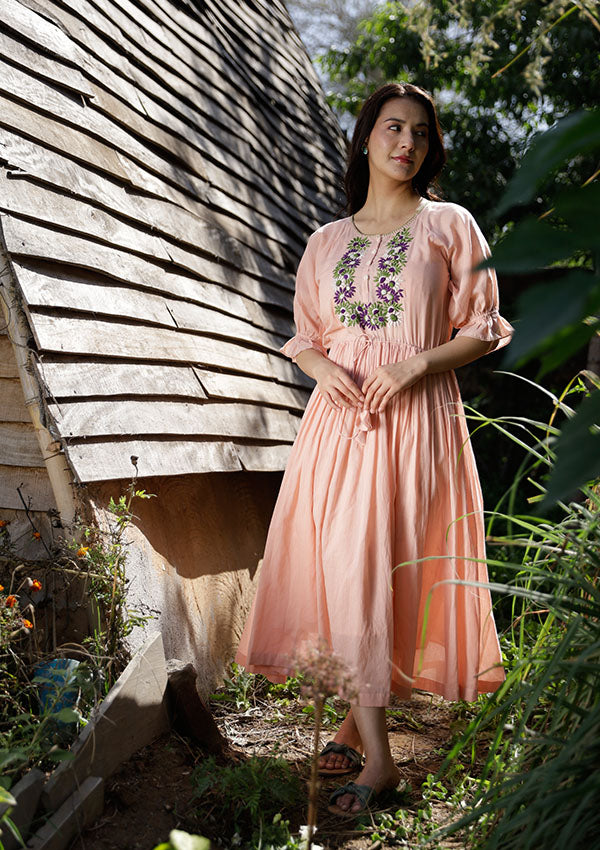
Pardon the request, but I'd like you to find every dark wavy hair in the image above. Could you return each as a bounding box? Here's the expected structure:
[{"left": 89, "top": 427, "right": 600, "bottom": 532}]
[{"left": 343, "top": 82, "right": 446, "bottom": 216}]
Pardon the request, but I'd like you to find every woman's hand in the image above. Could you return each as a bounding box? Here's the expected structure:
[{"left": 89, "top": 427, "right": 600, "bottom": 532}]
[
  {"left": 294, "top": 348, "right": 364, "bottom": 411},
  {"left": 362, "top": 356, "right": 427, "bottom": 413},
  {"left": 313, "top": 360, "right": 364, "bottom": 411}
]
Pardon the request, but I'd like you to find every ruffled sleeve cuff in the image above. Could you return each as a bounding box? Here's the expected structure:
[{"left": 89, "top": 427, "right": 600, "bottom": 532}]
[
  {"left": 280, "top": 333, "right": 327, "bottom": 363},
  {"left": 455, "top": 309, "right": 514, "bottom": 353}
]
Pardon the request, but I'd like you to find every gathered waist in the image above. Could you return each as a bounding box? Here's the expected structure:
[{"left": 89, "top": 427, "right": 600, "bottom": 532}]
[{"left": 328, "top": 335, "right": 426, "bottom": 355}]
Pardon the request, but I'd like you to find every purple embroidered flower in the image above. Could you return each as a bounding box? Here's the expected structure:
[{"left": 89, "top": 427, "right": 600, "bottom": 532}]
[{"left": 376, "top": 282, "right": 393, "bottom": 302}]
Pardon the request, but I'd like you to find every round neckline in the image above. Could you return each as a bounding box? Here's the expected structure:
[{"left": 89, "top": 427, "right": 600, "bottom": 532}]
[{"left": 350, "top": 197, "right": 428, "bottom": 237}]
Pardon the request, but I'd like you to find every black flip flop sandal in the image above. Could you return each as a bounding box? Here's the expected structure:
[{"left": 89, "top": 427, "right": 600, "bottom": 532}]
[
  {"left": 317, "top": 741, "right": 363, "bottom": 776},
  {"left": 327, "top": 781, "right": 375, "bottom": 817}
]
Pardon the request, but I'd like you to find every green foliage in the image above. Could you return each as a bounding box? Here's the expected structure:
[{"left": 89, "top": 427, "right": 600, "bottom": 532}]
[
  {"left": 479, "top": 108, "right": 600, "bottom": 503},
  {"left": 210, "top": 662, "right": 272, "bottom": 709},
  {"left": 0, "top": 784, "right": 21, "bottom": 850},
  {"left": 191, "top": 755, "right": 301, "bottom": 848},
  {"left": 0, "top": 486, "right": 154, "bottom": 789},
  {"left": 435, "top": 380, "right": 600, "bottom": 850},
  {"left": 319, "top": 0, "right": 599, "bottom": 229},
  {"left": 73, "top": 487, "right": 155, "bottom": 693}
]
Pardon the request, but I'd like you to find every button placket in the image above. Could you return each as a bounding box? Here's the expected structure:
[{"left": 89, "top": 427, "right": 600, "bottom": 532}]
[{"left": 365, "top": 235, "right": 382, "bottom": 283}]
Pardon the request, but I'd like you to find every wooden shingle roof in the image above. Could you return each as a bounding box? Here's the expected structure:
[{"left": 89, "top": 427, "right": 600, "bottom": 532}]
[{"left": 0, "top": 0, "right": 345, "bottom": 483}]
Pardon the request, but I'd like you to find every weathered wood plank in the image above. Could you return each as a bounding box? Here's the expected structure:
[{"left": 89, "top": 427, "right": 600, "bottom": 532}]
[
  {"left": 0, "top": 125, "right": 299, "bottom": 271},
  {"left": 0, "top": 57, "right": 211, "bottom": 204},
  {"left": 2, "top": 0, "right": 92, "bottom": 90},
  {"left": 66, "top": 438, "right": 242, "bottom": 481},
  {"left": 0, "top": 168, "right": 295, "bottom": 293},
  {"left": 39, "top": 0, "right": 333, "bottom": 232},
  {"left": 48, "top": 398, "right": 299, "bottom": 441},
  {"left": 0, "top": 335, "right": 19, "bottom": 378},
  {"left": 0, "top": 464, "right": 56, "bottom": 511},
  {"left": 193, "top": 368, "right": 311, "bottom": 412},
  {"left": 234, "top": 441, "right": 293, "bottom": 472},
  {"left": 34, "top": 360, "right": 207, "bottom": 400},
  {"left": 26, "top": 312, "right": 307, "bottom": 387},
  {"left": 3, "top": 219, "right": 293, "bottom": 312},
  {"left": 0, "top": 94, "right": 130, "bottom": 183},
  {"left": 0, "top": 378, "right": 30, "bottom": 423},
  {"left": 90, "top": 0, "right": 342, "bottom": 177},
  {"left": 125, "top": 0, "right": 343, "bottom": 166},
  {"left": 32, "top": 357, "right": 308, "bottom": 413},
  {"left": 0, "top": 28, "right": 93, "bottom": 98},
  {"left": 0, "top": 91, "right": 216, "bottom": 220},
  {"left": 16, "top": 267, "right": 287, "bottom": 354},
  {"left": 0, "top": 422, "right": 45, "bottom": 466},
  {"left": 0, "top": 173, "right": 172, "bottom": 262},
  {"left": 31, "top": 2, "right": 333, "bottom": 243},
  {"left": 17, "top": 267, "right": 174, "bottom": 328}
]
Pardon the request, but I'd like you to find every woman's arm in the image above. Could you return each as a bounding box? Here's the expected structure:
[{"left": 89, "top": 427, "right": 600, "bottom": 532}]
[
  {"left": 295, "top": 348, "right": 364, "bottom": 411},
  {"left": 361, "top": 335, "right": 496, "bottom": 414}
]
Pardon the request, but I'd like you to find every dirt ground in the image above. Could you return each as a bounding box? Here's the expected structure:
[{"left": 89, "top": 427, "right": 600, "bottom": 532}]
[{"left": 69, "top": 690, "right": 465, "bottom": 850}]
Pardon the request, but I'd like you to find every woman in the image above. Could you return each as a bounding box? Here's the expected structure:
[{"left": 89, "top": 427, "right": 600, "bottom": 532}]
[{"left": 236, "top": 82, "right": 513, "bottom": 816}]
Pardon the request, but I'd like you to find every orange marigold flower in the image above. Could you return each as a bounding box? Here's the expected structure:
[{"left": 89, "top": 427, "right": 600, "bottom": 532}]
[
  {"left": 31, "top": 579, "right": 42, "bottom": 592},
  {"left": 32, "top": 531, "right": 41, "bottom": 540},
  {"left": 22, "top": 619, "right": 33, "bottom": 629},
  {"left": 5, "top": 595, "right": 17, "bottom": 608},
  {"left": 76, "top": 546, "right": 90, "bottom": 558},
  {"left": 0, "top": 584, "right": 4, "bottom": 592},
  {"left": 0, "top": 519, "right": 7, "bottom": 528}
]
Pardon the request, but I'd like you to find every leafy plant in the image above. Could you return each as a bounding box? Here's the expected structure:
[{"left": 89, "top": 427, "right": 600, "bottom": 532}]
[
  {"left": 484, "top": 108, "right": 600, "bottom": 505},
  {"left": 73, "top": 486, "right": 155, "bottom": 693},
  {"left": 428, "top": 372, "right": 600, "bottom": 850},
  {"left": 0, "top": 485, "right": 155, "bottom": 790},
  {"left": 191, "top": 755, "right": 301, "bottom": 848}
]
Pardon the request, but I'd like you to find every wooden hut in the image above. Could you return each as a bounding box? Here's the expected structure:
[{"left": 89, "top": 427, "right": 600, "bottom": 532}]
[{"left": 0, "top": 0, "right": 345, "bottom": 691}]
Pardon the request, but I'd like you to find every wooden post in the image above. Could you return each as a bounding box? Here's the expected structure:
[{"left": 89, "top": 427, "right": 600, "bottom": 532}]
[{"left": 0, "top": 240, "right": 78, "bottom": 526}]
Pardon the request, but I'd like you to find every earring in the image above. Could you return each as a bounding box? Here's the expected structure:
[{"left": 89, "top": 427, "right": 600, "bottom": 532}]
[{"left": 362, "top": 145, "right": 368, "bottom": 155}]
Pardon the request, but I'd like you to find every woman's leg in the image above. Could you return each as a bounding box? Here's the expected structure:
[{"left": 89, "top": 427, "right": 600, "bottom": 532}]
[
  {"left": 332, "top": 704, "right": 400, "bottom": 813},
  {"left": 318, "top": 708, "right": 363, "bottom": 771}
]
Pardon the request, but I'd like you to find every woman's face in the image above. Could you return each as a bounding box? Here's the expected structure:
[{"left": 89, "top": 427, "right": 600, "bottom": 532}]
[{"left": 364, "top": 96, "right": 430, "bottom": 187}]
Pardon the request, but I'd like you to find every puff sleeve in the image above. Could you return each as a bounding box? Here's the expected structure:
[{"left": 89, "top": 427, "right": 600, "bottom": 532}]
[
  {"left": 280, "top": 230, "right": 327, "bottom": 362},
  {"left": 447, "top": 208, "right": 513, "bottom": 352}
]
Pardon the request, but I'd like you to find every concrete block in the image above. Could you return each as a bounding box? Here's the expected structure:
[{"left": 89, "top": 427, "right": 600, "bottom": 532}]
[
  {"left": 27, "top": 777, "right": 104, "bottom": 850},
  {"left": 42, "top": 632, "right": 169, "bottom": 812},
  {"left": 0, "top": 768, "right": 45, "bottom": 850},
  {"left": 166, "top": 659, "right": 225, "bottom": 754}
]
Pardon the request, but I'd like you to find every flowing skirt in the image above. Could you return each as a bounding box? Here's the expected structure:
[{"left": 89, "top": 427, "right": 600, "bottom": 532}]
[{"left": 236, "top": 338, "right": 504, "bottom": 705}]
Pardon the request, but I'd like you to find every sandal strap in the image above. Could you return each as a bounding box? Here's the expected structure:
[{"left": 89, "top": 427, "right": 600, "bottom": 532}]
[
  {"left": 319, "top": 741, "right": 363, "bottom": 767},
  {"left": 329, "top": 781, "right": 374, "bottom": 809}
]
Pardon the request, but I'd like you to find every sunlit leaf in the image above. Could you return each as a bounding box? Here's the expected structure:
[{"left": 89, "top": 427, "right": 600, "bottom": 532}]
[
  {"left": 52, "top": 707, "right": 81, "bottom": 724},
  {"left": 0, "top": 786, "right": 16, "bottom": 806},
  {"left": 497, "top": 110, "right": 600, "bottom": 214},
  {"left": 168, "top": 830, "right": 211, "bottom": 850}
]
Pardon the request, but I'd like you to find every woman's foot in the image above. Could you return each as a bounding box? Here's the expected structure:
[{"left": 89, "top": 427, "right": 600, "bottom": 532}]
[
  {"left": 318, "top": 710, "right": 363, "bottom": 774},
  {"left": 329, "top": 761, "right": 401, "bottom": 814}
]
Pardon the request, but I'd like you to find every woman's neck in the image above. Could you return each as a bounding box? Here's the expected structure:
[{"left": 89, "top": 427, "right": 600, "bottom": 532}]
[{"left": 354, "top": 183, "right": 422, "bottom": 233}]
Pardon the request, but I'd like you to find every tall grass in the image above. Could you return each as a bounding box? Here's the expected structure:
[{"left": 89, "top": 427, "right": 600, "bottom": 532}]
[{"left": 438, "top": 373, "right": 600, "bottom": 850}]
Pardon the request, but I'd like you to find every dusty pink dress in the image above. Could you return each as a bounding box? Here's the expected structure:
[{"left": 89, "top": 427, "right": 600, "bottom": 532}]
[{"left": 236, "top": 199, "right": 513, "bottom": 706}]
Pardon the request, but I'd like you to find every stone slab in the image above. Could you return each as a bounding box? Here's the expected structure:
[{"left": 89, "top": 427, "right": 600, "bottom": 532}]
[
  {"left": 166, "top": 659, "right": 226, "bottom": 754},
  {"left": 0, "top": 768, "right": 45, "bottom": 850},
  {"left": 41, "top": 632, "right": 169, "bottom": 811},
  {"left": 27, "top": 776, "right": 104, "bottom": 850}
]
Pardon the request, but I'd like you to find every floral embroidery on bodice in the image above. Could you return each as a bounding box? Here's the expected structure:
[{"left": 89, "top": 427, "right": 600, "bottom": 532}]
[{"left": 333, "top": 226, "right": 413, "bottom": 330}]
